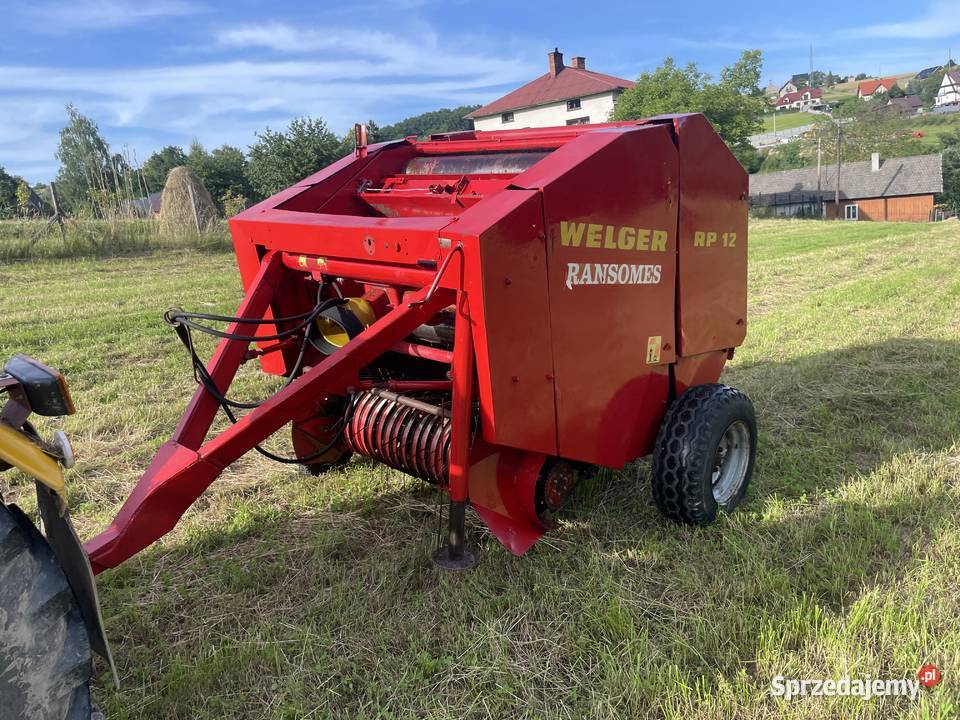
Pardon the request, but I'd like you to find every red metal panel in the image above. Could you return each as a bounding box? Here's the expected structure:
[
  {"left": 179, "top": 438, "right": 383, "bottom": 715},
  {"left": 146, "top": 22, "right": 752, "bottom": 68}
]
[
  {"left": 673, "top": 113, "right": 748, "bottom": 355},
  {"left": 441, "top": 189, "right": 558, "bottom": 456},
  {"left": 673, "top": 350, "right": 729, "bottom": 395},
  {"left": 515, "top": 125, "right": 679, "bottom": 467}
]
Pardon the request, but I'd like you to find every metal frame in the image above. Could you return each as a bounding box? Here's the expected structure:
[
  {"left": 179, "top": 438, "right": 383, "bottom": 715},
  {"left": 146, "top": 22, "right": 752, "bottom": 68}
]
[{"left": 85, "top": 252, "right": 463, "bottom": 573}]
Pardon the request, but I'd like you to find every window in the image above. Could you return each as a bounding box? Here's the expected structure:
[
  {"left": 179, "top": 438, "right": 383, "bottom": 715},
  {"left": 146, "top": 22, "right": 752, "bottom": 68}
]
[
  {"left": 844, "top": 203, "right": 859, "bottom": 221},
  {"left": 566, "top": 98, "right": 582, "bottom": 111},
  {"left": 501, "top": 111, "right": 514, "bottom": 123},
  {"left": 566, "top": 116, "right": 590, "bottom": 125}
]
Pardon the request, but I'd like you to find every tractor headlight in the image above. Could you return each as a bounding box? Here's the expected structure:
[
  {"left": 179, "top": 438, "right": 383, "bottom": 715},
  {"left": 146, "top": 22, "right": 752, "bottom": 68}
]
[{"left": 3, "top": 355, "right": 75, "bottom": 417}]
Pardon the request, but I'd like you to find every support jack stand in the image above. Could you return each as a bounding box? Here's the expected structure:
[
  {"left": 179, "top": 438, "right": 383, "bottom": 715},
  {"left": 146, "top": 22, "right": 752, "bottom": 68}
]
[{"left": 432, "top": 500, "right": 479, "bottom": 570}]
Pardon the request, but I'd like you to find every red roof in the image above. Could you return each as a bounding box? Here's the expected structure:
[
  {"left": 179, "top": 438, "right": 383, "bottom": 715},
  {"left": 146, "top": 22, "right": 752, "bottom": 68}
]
[
  {"left": 465, "top": 67, "right": 634, "bottom": 119},
  {"left": 858, "top": 77, "right": 897, "bottom": 96},
  {"left": 775, "top": 87, "right": 823, "bottom": 106}
]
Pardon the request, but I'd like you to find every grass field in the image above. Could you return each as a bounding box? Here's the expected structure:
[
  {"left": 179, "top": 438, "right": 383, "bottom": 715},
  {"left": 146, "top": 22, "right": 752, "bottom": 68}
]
[
  {"left": 1, "top": 219, "right": 959, "bottom": 718},
  {"left": 901, "top": 112, "right": 960, "bottom": 150},
  {"left": 761, "top": 111, "right": 816, "bottom": 133},
  {"left": 821, "top": 72, "right": 918, "bottom": 103}
]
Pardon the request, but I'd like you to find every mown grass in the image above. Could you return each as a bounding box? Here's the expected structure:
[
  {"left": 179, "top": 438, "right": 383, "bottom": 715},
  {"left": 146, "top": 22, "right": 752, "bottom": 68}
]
[
  {"left": 1, "top": 219, "right": 958, "bottom": 718},
  {"left": 761, "top": 111, "right": 815, "bottom": 133}
]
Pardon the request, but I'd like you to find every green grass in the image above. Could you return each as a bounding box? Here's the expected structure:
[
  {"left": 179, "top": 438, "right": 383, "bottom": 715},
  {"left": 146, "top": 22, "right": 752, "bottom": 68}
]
[
  {"left": 2, "top": 219, "right": 959, "bottom": 718},
  {"left": 0, "top": 218, "right": 231, "bottom": 261},
  {"left": 821, "top": 72, "right": 918, "bottom": 103},
  {"left": 900, "top": 112, "right": 960, "bottom": 150},
  {"left": 762, "top": 111, "right": 816, "bottom": 133}
]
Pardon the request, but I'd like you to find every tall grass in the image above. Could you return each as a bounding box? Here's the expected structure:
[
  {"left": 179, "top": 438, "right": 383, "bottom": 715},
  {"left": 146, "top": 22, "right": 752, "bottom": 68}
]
[{"left": 0, "top": 218, "right": 232, "bottom": 262}]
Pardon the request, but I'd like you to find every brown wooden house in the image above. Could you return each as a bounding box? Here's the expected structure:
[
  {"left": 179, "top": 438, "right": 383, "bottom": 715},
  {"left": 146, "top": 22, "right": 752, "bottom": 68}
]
[{"left": 749, "top": 153, "right": 943, "bottom": 222}]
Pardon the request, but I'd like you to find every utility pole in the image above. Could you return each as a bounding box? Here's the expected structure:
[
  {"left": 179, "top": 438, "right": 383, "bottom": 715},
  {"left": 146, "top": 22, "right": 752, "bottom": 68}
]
[
  {"left": 834, "top": 122, "right": 842, "bottom": 220},
  {"left": 816, "top": 133, "right": 823, "bottom": 218}
]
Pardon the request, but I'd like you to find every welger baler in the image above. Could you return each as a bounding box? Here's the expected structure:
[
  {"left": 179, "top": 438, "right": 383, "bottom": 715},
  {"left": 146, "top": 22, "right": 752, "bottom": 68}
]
[{"left": 84, "top": 112, "right": 757, "bottom": 571}]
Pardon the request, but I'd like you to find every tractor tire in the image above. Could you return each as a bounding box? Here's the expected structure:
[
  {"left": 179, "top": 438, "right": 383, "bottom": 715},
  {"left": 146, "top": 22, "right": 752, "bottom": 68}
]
[
  {"left": 651, "top": 383, "right": 756, "bottom": 525},
  {"left": 0, "top": 502, "right": 94, "bottom": 720}
]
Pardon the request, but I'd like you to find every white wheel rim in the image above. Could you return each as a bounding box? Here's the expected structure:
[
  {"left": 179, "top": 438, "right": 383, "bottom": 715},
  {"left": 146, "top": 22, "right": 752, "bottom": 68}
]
[{"left": 711, "top": 420, "right": 751, "bottom": 505}]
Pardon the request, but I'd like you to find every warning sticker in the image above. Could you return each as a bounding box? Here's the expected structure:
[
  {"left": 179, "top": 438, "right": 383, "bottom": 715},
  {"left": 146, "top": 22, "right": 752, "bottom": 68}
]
[{"left": 646, "top": 336, "right": 662, "bottom": 364}]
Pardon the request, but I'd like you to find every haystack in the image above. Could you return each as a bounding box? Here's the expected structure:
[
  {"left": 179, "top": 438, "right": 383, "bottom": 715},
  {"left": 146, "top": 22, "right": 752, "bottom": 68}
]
[{"left": 159, "top": 166, "right": 218, "bottom": 235}]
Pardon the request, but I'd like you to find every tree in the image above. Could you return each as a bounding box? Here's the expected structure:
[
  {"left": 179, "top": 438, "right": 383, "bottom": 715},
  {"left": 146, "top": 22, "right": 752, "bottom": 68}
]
[
  {"left": 887, "top": 84, "right": 905, "bottom": 98},
  {"left": 15, "top": 181, "right": 31, "bottom": 217},
  {"left": 612, "top": 58, "right": 705, "bottom": 120},
  {"left": 0, "top": 166, "right": 22, "bottom": 219},
  {"left": 379, "top": 106, "right": 480, "bottom": 140},
  {"left": 186, "top": 142, "right": 252, "bottom": 209},
  {"left": 855, "top": 73, "right": 868, "bottom": 81},
  {"left": 54, "top": 104, "right": 114, "bottom": 212},
  {"left": 938, "top": 128, "right": 960, "bottom": 213},
  {"left": 246, "top": 117, "right": 343, "bottom": 198},
  {"left": 613, "top": 51, "right": 764, "bottom": 162},
  {"left": 142, "top": 145, "right": 187, "bottom": 192},
  {"left": 731, "top": 143, "right": 763, "bottom": 173}
]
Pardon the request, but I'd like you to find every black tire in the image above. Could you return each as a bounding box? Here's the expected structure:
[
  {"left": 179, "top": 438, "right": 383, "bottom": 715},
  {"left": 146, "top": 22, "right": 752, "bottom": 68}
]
[
  {"left": 651, "top": 383, "right": 756, "bottom": 525},
  {"left": 0, "top": 503, "right": 94, "bottom": 720}
]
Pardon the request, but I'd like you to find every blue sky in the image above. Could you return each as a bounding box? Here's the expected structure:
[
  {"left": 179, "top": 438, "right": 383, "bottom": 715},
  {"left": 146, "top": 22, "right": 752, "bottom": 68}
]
[{"left": 1, "top": 0, "right": 957, "bottom": 182}]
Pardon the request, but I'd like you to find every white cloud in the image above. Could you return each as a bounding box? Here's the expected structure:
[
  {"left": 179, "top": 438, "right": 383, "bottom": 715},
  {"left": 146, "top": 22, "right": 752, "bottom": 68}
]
[
  {"left": 846, "top": 1, "right": 960, "bottom": 40},
  {"left": 0, "top": 23, "right": 538, "bottom": 181},
  {"left": 22, "top": 0, "right": 202, "bottom": 31}
]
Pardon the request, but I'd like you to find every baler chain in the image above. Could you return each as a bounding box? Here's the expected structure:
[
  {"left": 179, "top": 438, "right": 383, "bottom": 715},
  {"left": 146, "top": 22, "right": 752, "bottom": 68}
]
[{"left": 342, "top": 389, "right": 451, "bottom": 485}]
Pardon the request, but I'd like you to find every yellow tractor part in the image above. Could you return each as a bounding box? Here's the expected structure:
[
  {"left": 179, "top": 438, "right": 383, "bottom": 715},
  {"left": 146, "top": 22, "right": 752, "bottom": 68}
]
[
  {"left": 315, "top": 297, "right": 377, "bottom": 350},
  {"left": 0, "top": 423, "right": 64, "bottom": 494}
]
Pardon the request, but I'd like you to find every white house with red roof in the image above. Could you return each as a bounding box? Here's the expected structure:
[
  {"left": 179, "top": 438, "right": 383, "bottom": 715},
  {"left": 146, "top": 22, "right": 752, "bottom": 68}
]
[
  {"left": 775, "top": 87, "right": 823, "bottom": 111},
  {"left": 465, "top": 49, "right": 634, "bottom": 131},
  {"left": 935, "top": 70, "right": 960, "bottom": 107},
  {"left": 857, "top": 77, "right": 898, "bottom": 100}
]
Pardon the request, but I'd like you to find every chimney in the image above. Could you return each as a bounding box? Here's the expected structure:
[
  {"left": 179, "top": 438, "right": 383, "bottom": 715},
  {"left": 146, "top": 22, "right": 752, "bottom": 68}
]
[
  {"left": 548, "top": 48, "right": 564, "bottom": 77},
  {"left": 571, "top": 56, "right": 586, "bottom": 70},
  {"left": 871, "top": 152, "right": 881, "bottom": 172}
]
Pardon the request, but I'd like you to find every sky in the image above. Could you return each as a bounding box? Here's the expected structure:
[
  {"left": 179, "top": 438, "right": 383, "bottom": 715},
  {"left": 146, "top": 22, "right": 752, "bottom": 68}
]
[{"left": 1, "top": 0, "right": 958, "bottom": 183}]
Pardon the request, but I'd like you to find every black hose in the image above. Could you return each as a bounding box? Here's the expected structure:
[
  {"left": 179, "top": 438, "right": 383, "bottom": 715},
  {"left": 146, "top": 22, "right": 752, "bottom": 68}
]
[{"left": 165, "top": 291, "right": 352, "bottom": 464}]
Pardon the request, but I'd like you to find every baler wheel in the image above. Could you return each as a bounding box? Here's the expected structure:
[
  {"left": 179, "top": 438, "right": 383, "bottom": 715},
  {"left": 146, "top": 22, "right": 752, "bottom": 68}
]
[
  {"left": 650, "top": 384, "right": 756, "bottom": 525},
  {"left": 0, "top": 502, "right": 95, "bottom": 720}
]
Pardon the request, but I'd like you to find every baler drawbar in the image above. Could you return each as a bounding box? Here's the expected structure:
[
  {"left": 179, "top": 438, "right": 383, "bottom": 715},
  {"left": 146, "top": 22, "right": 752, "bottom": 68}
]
[{"left": 82, "top": 113, "right": 757, "bottom": 572}]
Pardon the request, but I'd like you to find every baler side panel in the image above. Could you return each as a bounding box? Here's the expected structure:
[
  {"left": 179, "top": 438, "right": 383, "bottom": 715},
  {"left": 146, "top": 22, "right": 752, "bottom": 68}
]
[
  {"left": 443, "top": 191, "right": 558, "bottom": 456},
  {"left": 674, "top": 113, "right": 748, "bottom": 356},
  {"left": 523, "top": 126, "right": 680, "bottom": 467}
]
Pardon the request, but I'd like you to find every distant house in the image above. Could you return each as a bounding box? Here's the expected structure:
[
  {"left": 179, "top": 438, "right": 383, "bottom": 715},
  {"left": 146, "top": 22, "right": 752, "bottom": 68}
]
[
  {"left": 886, "top": 95, "right": 923, "bottom": 116},
  {"left": 857, "top": 77, "right": 898, "bottom": 99},
  {"left": 765, "top": 81, "right": 780, "bottom": 97},
  {"left": 130, "top": 191, "right": 162, "bottom": 217},
  {"left": 464, "top": 49, "right": 634, "bottom": 131},
  {"left": 778, "top": 80, "right": 799, "bottom": 97},
  {"left": 775, "top": 87, "right": 823, "bottom": 111},
  {"left": 749, "top": 153, "right": 943, "bottom": 222},
  {"left": 935, "top": 70, "right": 960, "bottom": 107},
  {"left": 915, "top": 65, "right": 942, "bottom": 81}
]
